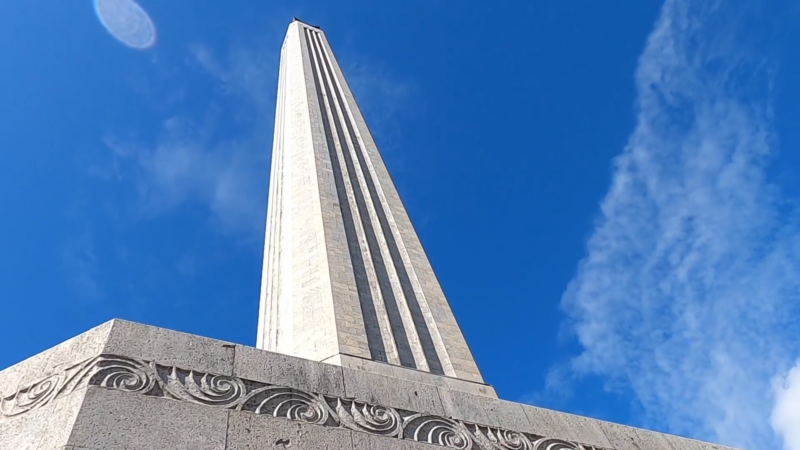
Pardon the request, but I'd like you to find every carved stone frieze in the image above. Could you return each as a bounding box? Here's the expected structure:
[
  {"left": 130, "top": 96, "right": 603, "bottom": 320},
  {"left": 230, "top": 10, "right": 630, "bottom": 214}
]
[{"left": 0, "top": 355, "right": 611, "bottom": 450}]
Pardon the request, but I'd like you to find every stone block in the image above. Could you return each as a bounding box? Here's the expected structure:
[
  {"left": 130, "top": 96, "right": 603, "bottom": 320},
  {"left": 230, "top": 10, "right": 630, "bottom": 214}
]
[
  {"left": 342, "top": 366, "right": 444, "bottom": 415},
  {"left": 351, "top": 432, "right": 442, "bottom": 450},
  {"left": 662, "top": 433, "right": 735, "bottom": 450},
  {"left": 0, "top": 396, "right": 60, "bottom": 450},
  {"left": 67, "top": 387, "right": 229, "bottom": 450},
  {"left": 103, "top": 320, "right": 235, "bottom": 375},
  {"left": 556, "top": 412, "right": 616, "bottom": 449},
  {"left": 437, "top": 376, "right": 496, "bottom": 398},
  {"left": 482, "top": 398, "right": 532, "bottom": 430},
  {"left": 437, "top": 388, "right": 490, "bottom": 425},
  {"left": 333, "top": 354, "right": 496, "bottom": 397},
  {"left": 330, "top": 353, "right": 396, "bottom": 378},
  {"left": 437, "top": 387, "right": 529, "bottom": 430},
  {"left": 518, "top": 404, "right": 567, "bottom": 439},
  {"left": 36, "top": 389, "right": 88, "bottom": 450},
  {"left": 599, "top": 421, "right": 675, "bottom": 450},
  {"left": 233, "top": 345, "right": 345, "bottom": 397},
  {"left": 521, "top": 404, "right": 613, "bottom": 448},
  {"left": 226, "top": 409, "right": 353, "bottom": 450},
  {"left": 636, "top": 428, "right": 680, "bottom": 450}
]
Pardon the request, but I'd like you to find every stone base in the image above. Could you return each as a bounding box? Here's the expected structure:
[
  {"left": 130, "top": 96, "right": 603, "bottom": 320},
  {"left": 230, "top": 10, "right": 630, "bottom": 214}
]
[{"left": 0, "top": 320, "right": 737, "bottom": 450}]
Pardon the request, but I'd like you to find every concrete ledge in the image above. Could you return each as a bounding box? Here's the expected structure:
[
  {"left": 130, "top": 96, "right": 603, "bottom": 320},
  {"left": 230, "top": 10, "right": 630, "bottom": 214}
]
[
  {"left": 234, "top": 344, "right": 346, "bottom": 397},
  {"left": 0, "top": 320, "right": 739, "bottom": 450},
  {"left": 324, "top": 353, "right": 497, "bottom": 398},
  {"left": 105, "top": 320, "right": 235, "bottom": 376},
  {"left": 521, "top": 404, "right": 614, "bottom": 448}
]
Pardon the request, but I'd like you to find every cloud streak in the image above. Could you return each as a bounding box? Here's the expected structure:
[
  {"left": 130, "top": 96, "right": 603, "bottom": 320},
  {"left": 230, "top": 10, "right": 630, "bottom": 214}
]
[
  {"left": 105, "top": 42, "right": 277, "bottom": 239},
  {"left": 60, "top": 230, "right": 104, "bottom": 301},
  {"left": 561, "top": 1, "right": 800, "bottom": 448},
  {"left": 774, "top": 363, "right": 800, "bottom": 450}
]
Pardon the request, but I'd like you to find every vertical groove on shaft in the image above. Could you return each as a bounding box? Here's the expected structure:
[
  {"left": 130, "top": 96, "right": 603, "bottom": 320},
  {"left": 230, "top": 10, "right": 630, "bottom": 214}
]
[
  {"left": 258, "top": 39, "right": 288, "bottom": 351},
  {"left": 306, "top": 28, "right": 417, "bottom": 368},
  {"left": 303, "top": 28, "right": 391, "bottom": 363},
  {"left": 312, "top": 31, "right": 444, "bottom": 375},
  {"left": 310, "top": 28, "right": 444, "bottom": 374}
]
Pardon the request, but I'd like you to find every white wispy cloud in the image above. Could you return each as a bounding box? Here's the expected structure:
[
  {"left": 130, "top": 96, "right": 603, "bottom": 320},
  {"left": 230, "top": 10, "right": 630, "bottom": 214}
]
[
  {"left": 104, "top": 42, "right": 277, "bottom": 239},
  {"left": 60, "top": 230, "right": 104, "bottom": 301},
  {"left": 343, "top": 60, "right": 414, "bottom": 146},
  {"left": 773, "top": 363, "right": 800, "bottom": 450},
  {"left": 561, "top": 1, "right": 800, "bottom": 448}
]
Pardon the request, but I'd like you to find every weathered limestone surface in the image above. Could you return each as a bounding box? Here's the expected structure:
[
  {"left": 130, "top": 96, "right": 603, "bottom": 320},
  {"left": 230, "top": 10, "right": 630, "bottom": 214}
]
[
  {"left": 324, "top": 353, "right": 497, "bottom": 397},
  {"left": 69, "top": 387, "right": 229, "bottom": 450},
  {"left": 0, "top": 320, "right": 738, "bottom": 450}
]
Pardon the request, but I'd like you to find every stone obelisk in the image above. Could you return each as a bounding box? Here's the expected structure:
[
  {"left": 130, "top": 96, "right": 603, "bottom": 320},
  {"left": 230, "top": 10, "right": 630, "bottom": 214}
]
[
  {"left": 256, "top": 19, "right": 484, "bottom": 386},
  {"left": 0, "top": 18, "right": 738, "bottom": 450}
]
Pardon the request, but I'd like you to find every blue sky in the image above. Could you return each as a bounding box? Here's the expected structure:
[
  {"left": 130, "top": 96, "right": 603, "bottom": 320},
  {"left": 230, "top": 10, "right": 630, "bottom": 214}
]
[{"left": 2, "top": 0, "right": 800, "bottom": 448}]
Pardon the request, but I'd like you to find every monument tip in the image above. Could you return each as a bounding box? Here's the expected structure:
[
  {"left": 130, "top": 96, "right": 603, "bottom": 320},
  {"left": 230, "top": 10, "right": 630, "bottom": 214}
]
[{"left": 291, "top": 17, "right": 321, "bottom": 29}]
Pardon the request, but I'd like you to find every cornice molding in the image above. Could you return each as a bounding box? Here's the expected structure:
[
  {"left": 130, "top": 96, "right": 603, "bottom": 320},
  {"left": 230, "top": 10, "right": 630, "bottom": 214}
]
[{"left": 0, "top": 355, "right": 611, "bottom": 450}]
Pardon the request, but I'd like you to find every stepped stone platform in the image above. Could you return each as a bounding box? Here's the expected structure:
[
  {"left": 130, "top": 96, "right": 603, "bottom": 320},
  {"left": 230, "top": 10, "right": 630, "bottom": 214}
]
[{"left": 0, "top": 320, "right": 737, "bottom": 450}]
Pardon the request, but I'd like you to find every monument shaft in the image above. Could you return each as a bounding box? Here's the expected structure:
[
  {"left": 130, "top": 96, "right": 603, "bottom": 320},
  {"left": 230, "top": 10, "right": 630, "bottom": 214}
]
[{"left": 257, "top": 20, "right": 483, "bottom": 383}]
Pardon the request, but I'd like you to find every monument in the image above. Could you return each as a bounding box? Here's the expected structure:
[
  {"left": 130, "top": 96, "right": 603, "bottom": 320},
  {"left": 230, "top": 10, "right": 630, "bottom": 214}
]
[{"left": 0, "top": 19, "right": 736, "bottom": 450}]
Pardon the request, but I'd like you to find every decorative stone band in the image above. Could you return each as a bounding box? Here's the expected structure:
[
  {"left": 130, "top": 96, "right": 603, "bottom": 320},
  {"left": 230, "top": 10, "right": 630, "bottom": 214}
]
[{"left": 0, "top": 355, "right": 612, "bottom": 450}]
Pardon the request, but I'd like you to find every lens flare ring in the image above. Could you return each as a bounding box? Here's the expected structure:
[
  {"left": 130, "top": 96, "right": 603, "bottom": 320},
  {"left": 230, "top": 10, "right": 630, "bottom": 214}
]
[{"left": 94, "top": 0, "right": 156, "bottom": 49}]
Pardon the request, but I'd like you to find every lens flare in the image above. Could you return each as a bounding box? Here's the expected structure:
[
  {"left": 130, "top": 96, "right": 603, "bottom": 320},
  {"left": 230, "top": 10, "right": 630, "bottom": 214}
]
[{"left": 94, "top": 0, "right": 156, "bottom": 49}]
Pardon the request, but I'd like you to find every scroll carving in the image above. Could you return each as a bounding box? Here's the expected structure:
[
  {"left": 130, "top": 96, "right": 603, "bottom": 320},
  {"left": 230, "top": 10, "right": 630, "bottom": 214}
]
[{"left": 0, "top": 355, "right": 611, "bottom": 450}]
